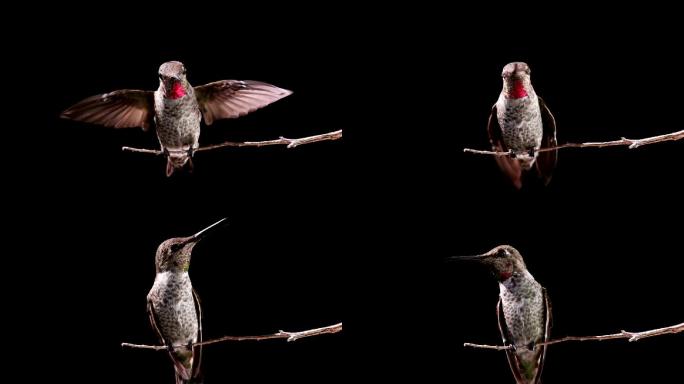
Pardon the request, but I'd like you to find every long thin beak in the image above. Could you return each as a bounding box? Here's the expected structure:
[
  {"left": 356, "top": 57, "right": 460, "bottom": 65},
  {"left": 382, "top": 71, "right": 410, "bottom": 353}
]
[
  {"left": 446, "top": 254, "right": 488, "bottom": 262},
  {"left": 191, "top": 217, "right": 229, "bottom": 242}
]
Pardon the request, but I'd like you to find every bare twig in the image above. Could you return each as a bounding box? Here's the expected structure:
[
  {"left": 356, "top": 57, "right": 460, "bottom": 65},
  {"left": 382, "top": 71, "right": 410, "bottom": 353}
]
[
  {"left": 122, "top": 130, "right": 343, "bottom": 155},
  {"left": 539, "top": 322, "right": 684, "bottom": 346},
  {"left": 464, "top": 322, "right": 684, "bottom": 351},
  {"left": 463, "top": 129, "right": 684, "bottom": 156},
  {"left": 121, "top": 322, "right": 342, "bottom": 351},
  {"left": 463, "top": 342, "right": 514, "bottom": 351}
]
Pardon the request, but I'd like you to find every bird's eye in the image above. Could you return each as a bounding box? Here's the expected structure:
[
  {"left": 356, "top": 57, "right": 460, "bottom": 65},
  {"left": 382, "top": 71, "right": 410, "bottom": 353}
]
[{"left": 159, "top": 74, "right": 164, "bottom": 80}]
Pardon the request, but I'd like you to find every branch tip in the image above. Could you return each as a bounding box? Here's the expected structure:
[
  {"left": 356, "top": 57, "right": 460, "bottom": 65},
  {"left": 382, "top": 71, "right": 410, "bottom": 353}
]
[
  {"left": 464, "top": 129, "right": 684, "bottom": 155},
  {"left": 465, "top": 322, "right": 683, "bottom": 351}
]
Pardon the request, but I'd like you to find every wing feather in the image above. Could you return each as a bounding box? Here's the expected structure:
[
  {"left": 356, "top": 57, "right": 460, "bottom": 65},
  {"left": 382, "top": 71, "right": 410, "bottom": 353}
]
[
  {"left": 194, "top": 80, "right": 292, "bottom": 125},
  {"left": 61, "top": 89, "right": 154, "bottom": 131},
  {"left": 487, "top": 105, "right": 523, "bottom": 189},
  {"left": 536, "top": 97, "right": 558, "bottom": 185}
]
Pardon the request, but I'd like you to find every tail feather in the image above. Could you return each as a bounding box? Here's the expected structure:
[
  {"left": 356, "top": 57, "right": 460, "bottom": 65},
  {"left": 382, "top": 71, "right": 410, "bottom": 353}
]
[
  {"left": 175, "top": 372, "right": 203, "bottom": 384},
  {"left": 169, "top": 346, "right": 202, "bottom": 384},
  {"left": 165, "top": 156, "right": 194, "bottom": 177},
  {"left": 166, "top": 158, "right": 176, "bottom": 177}
]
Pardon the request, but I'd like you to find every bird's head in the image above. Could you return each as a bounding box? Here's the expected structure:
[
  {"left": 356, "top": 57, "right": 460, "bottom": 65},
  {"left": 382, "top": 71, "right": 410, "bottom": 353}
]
[
  {"left": 158, "top": 61, "right": 189, "bottom": 100},
  {"left": 448, "top": 245, "right": 527, "bottom": 281},
  {"left": 501, "top": 62, "right": 533, "bottom": 99},
  {"left": 155, "top": 218, "right": 228, "bottom": 272}
]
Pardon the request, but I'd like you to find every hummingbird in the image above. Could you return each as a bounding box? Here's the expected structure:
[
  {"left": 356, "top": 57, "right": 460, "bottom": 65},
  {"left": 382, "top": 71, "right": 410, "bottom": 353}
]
[
  {"left": 147, "top": 218, "right": 228, "bottom": 384},
  {"left": 487, "top": 62, "right": 558, "bottom": 189},
  {"left": 449, "top": 245, "right": 551, "bottom": 384},
  {"left": 61, "top": 61, "right": 292, "bottom": 176}
]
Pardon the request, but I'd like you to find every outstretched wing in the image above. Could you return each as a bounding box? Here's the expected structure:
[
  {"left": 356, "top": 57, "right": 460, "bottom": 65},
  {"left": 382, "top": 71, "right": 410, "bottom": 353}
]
[
  {"left": 497, "top": 298, "right": 526, "bottom": 384},
  {"left": 536, "top": 97, "right": 558, "bottom": 185},
  {"left": 194, "top": 80, "right": 292, "bottom": 125},
  {"left": 487, "top": 105, "right": 523, "bottom": 189},
  {"left": 147, "top": 298, "right": 191, "bottom": 381},
  {"left": 61, "top": 89, "right": 155, "bottom": 131}
]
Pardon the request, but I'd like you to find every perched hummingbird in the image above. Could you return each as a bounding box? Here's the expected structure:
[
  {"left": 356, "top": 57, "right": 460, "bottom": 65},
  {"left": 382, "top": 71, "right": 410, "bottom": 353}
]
[
  {"left": 487, "top": 62, "right": 558, "bottom": 189},
  {"left": 61, "top": 61, "right": 292, "bottom": 176},
  {"left": 147, "top": 218, "right": 228, "bottom": 384},
  {"left": 449, "top": 245, "right": 551, "bottom": 384}
]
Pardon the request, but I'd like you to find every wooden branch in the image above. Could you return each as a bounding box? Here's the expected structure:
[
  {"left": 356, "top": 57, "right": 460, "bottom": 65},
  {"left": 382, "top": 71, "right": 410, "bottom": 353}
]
[
  {"left": 121, "top": 130, "right": 343, "bottom": 155},
  {"left": 464, "top": 322, "right": 683, "bottom": 351},
  {"left": 463, "top": 342, "right": 514, "bottom": 351},
  {"left": 463, "top": 129, "right": 684, "bottom": 156},
  {"left": 121, "top": 322, "right": 342, "bottom": 351},
  {"left": 539, "top": 322, "right": 684, "bottom": 346}
]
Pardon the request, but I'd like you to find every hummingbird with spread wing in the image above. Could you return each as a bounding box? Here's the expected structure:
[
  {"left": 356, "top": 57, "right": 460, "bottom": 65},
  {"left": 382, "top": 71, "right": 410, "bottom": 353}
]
[
  {"left": 147, "top": 218, "right": 228, "bottom": 384},
  {"left": 61, "top": 61, "right": 291, "bottom": 176},
  {"left": 487, "top": 62, "right": 558, "bottom": 189},
  {"left": 449, "top": 245, "right": 551, "bottom": 384}
]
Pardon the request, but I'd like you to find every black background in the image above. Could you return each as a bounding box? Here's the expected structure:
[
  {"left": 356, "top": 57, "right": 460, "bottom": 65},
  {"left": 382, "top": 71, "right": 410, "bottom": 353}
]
[{"left": 11, "top": 6, "right": 683, "bottom": 383}]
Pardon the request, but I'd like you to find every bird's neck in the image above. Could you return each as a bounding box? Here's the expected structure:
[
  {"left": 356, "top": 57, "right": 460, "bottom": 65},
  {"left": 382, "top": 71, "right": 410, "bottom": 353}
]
[
  {"left": 163, "top": 82, "right": 188, "bottom": 100},
  {"left": 155, "top": 270, "right": 190, "bottom": 281},
  {"left": 504, "top": 79, "right": 533, "bottom": 100},
  {"left": 499, "top": 270, "right": 513, "bottom": 280},
  {"left": 156, "top": 264, "right": 190, "bottom": 274},
  {"left": 500, "top": 270, "right": 536, "bottom": 290}
]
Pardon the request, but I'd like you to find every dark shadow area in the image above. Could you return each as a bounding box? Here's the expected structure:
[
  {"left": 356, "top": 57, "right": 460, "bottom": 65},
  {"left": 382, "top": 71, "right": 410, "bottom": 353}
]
[{"left": 9, "top": 6, "right": 683, "bottom": 384}]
